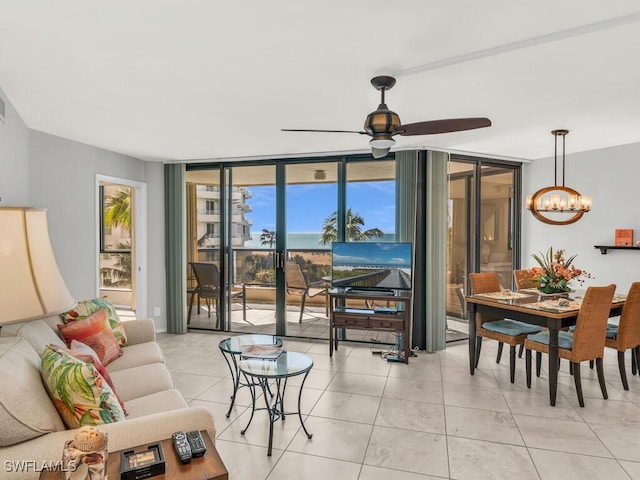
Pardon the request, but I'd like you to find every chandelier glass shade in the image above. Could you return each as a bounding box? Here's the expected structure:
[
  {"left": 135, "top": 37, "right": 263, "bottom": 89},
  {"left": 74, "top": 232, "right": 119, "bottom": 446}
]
[{"left": 526, "top": 129, "right": 591, "bottom": 225}]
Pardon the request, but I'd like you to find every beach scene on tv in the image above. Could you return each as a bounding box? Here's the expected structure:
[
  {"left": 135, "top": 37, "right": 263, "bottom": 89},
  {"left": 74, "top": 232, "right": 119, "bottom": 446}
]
[{"left": 331, "top": 242, "right": 412, "bottom": 291}]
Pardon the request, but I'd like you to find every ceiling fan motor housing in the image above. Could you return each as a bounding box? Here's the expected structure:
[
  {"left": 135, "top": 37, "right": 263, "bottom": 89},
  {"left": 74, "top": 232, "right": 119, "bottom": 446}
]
[{"left": 364, "top": 104, "right": 401, "bottom": 147}]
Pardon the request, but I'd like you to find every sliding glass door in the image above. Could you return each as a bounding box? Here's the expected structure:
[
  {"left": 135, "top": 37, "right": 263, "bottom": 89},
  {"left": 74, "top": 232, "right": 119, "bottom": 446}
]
[{"left": 447, "top": 158, "right": 520, "bottom": 340}]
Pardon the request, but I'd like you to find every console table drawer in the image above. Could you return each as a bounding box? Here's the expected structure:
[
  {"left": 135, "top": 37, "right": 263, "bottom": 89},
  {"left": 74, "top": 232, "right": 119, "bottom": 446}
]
[
  {"left": 369, "top": 318, "right": 403, "bottom": 330},
  {"left": 333, "top": 314, "right": 369, "bottom": 328}
]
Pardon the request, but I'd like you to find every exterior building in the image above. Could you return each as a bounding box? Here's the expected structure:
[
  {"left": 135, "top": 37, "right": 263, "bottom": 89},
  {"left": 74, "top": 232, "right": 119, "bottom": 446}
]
[{"left": 196, "top": 185, "right": 252, "bottom": 248}]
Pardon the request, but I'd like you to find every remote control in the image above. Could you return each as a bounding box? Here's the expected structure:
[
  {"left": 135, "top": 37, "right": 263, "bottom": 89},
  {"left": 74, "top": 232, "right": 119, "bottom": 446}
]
[
  {"left": 171, "top": 431, "right": 192, "bottom": 464},
  {"left": 186, "top": 430, "right": 207, "bottom": 457}
]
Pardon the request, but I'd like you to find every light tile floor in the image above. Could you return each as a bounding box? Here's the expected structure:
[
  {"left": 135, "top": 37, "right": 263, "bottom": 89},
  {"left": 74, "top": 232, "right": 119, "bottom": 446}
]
[{"left": 157, "top": 331, "right": 640, "bottom": 480}]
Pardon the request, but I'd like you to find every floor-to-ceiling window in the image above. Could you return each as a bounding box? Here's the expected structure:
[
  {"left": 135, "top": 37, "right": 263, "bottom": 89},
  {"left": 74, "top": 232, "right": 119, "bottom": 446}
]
[
  {"left": 184, "top": 155, "right": 399, "bottom": 342},
  {"left": 99, "top": 183, "right": 133, "bottom": 308}
]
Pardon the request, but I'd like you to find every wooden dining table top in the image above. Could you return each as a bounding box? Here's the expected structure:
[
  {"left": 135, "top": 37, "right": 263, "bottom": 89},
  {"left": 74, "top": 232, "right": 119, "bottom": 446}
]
[{"left": 466, "top": 289, "right": 626, "bottom": 319}]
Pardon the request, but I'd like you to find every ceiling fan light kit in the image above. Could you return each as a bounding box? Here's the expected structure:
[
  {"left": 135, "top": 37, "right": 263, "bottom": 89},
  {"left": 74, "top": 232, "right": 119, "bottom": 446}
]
[
  {"left": 526, "top": 129, "right": 592, "bottom": 226},
  {"left": 282, "top": 75, "right": 491, "bottom": 158}
]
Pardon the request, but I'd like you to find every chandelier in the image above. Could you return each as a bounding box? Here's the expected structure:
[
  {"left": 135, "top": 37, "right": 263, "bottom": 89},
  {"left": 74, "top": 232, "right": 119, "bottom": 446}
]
[{"left": 526, "top": 129, "right": 592, "bottom": 225}]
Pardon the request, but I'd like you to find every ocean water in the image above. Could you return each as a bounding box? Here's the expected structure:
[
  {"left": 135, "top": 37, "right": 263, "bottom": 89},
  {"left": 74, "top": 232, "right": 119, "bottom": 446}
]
[{"left": 245, "top": 232, "right": 396, "bottom": 249}]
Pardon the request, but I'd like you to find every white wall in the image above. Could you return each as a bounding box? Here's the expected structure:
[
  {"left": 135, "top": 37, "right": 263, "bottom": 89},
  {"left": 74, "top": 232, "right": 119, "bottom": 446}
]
[
  {"left": 522, "top": 142, "right": 640, "bottom": 294},
  {"left": 28, "top": 130, "right": 167, "bottom": 330},
  {"left": 0, "top": 87, "right": 29, "bottom": 205}
]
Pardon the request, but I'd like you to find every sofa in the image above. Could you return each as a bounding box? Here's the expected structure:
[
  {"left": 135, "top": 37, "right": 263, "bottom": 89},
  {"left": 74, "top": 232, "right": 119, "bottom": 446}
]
[{"left": 0, "top": 316, "right": 215, "bottom": 479}]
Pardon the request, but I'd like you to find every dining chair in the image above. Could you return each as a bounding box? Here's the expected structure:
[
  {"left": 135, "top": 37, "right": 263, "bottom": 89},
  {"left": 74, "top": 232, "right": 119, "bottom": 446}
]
[
  {"left": 525, "top": 284, "right": 616, "bottom": 407},
  {"left": 469, "top": 272, "right": 542, "bottom": 383},
  {"left": 285, "top": 262, "right": 328, "bottom": 323},
  {"left": 605, "top": 281, "right": 640, "bottom": 390},
  {"left": 513, "top": 269, "right": 538, "bottom": 290},
  {"left": 188, "top": 262, "right": 246, "bottom": 327}
]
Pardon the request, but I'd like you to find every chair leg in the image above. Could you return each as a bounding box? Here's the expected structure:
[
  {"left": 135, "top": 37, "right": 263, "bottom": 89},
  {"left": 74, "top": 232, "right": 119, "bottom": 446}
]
[
  {"left": 242, "top": 296, "right": 247, "bottom": 322},
  {"left": 596, "top": 357, "right": 608, "bottom": 400},
  {"left": 187, "top": 290, "right": 196, "bottom": 325},
  {"left": 589, "top": 359, "right": 594, "bottom": 370},
  {"left": 569, "top": 362, "right": 573, "bottom": 376},
  {"left": 518, "top": 344, "right": 524, "bottom": 358},
  {"left": 632, "top": 346, "right": 639, "bottom": 375},
  {"left": 573, "top": 362, "right": 584, "bottom": 407},
  {"left": 525, "top": 349, "right": 532, "bottom": 388},
  {"left": 496, "top": 342, "right": 504, "bottom": 364},
  {"left": 509, "top": 345, "right": 516, "bottom": 383},
  {"left": 298, "top": 294, "right": 307, "bottom": 323},
  {"left": 475, "top": 336, "right": 483, "bottom": 368},
  {"left": 617, "top": 351, "right": 629, "bottom": 390},
  {"left": 536, "top": 352, "right": 542, "bottom": 377}
]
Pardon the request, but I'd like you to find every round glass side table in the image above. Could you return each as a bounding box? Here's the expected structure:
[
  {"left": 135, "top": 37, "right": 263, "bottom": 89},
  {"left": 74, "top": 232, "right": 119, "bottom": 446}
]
[
  {"left": 239, "top": 351, "right": 314, "bottom": 456},
  {"left": 218, "top": 334, "right": 283, "bottom": 418}
]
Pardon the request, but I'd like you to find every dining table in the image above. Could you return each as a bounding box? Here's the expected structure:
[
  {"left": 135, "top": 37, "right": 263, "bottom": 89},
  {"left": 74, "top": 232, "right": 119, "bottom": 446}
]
[{"left": 466, "top": 289, "right": 626, "bottom": 406}]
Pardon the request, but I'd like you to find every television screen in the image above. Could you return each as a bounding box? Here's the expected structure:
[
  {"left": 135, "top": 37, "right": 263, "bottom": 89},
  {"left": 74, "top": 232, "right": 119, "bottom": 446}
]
[{"left": 331, "top": 242, "right": 412, "bottom": 292}]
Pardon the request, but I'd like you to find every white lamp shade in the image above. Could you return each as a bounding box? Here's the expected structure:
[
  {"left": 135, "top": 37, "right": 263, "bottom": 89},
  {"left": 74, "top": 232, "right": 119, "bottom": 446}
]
[{"left": 0, "top": 207, "right": 75, "bottom": 324}]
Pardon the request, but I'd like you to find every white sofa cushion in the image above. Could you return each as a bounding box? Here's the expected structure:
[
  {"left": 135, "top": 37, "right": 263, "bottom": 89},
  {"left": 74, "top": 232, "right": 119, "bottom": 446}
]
[
  {"left": 12, "top": 319, "right": 62, "bottom": 356},
  {"left": 105, "top": 341, "right": 165, "bottom": 372},
  {"left": 108, "top": 362, "right": 175, "bottom": 402},
  {"left": 123, "top": 389, "right": 189, "bottom": 418},
  {"left": 0, "top": 337, "right": 65, "bottom": 446}
]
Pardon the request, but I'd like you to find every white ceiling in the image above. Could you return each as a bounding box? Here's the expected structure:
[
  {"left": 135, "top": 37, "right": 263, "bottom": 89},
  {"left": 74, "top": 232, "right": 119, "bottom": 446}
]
[{"left": 1, "top": 1, "right": 639, "bottom": 163}]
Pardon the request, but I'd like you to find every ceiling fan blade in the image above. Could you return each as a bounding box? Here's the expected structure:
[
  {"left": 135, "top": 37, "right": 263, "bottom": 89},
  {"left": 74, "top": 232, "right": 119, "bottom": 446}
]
[
  {"left": 282, "top": 128, "right": 367, "bottom": 135},
  {"left": 371, "top": 147, "right": 390, "bottom": 159},
  {"left": 397, "top": 117, "right": 491, "bottom": 136}
]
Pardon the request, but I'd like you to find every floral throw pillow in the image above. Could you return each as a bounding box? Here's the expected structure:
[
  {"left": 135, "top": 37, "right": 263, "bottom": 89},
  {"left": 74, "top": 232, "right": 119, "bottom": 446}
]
[
  {"left": 62, "top": 298, "right": 128, "bottom": 347},
  {"left": 40, "top": 345, "right": 126, "bottom": 429},
  {"left": 58, "top": 309, "right": 123, "bottom": 366},
  {"left": 60, "top": 340, "right": 127, "bottom": 415}
]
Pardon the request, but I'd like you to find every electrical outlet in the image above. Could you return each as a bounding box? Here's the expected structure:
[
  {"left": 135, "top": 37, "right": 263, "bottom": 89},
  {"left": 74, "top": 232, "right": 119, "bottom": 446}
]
[{"left": 154, "top": 307, "right": 161, "bottom": 317}]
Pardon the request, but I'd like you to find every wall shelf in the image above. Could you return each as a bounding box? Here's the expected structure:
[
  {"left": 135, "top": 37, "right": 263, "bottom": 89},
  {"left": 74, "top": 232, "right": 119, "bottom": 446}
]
[{"left": 594, "top": 245, "right": 640, "bottom": 255}]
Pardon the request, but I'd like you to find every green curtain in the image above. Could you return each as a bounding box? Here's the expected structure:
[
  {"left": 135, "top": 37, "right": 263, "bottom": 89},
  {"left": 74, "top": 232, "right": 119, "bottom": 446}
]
[
  {"left": 164, "top": 163, "right": 187, "bottom": 334},
  {"left": 396, "top": 149, "right": 448, "bottom": 352},
  {"left": 424, "top": 150, "right": 448, "bottom": 352},
  {"left": 395, "top": 150, "right": 418, "bottom": 350}
]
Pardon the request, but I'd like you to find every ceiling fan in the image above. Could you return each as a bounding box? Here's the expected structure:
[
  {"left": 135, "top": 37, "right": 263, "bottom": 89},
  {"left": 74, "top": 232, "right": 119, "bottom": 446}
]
[{"left": 282, "top": 75, "right": 491, "bottom": 158}]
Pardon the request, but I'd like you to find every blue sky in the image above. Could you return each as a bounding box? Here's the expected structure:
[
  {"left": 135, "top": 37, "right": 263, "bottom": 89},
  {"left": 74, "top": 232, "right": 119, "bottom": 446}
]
[{"left": 245, "top": 181, "right": 396, "bottom": 235}]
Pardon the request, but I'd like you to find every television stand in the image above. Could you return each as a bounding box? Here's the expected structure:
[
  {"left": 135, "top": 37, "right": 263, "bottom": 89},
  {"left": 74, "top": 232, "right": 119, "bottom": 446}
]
[{"left": 329, "top": 289, "right": 411, "bottom": 364}]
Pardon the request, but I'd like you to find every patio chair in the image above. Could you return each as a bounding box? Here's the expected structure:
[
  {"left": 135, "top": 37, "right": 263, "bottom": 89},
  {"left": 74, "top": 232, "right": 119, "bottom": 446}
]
[
  {"left": 285, "top": 261, "right": 328, "bottom": 323},
  {"left": 188, "top": 262, "right": 246, "bottom": 327}
]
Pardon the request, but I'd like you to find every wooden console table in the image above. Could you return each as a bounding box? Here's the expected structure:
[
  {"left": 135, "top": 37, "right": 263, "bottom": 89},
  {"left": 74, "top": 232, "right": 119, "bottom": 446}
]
[
  {"left": 40, "top": 430, "right": 227, "bottom": 480},
  {"left": 329, "top": 288, "right": 411, "bottom": 363}
]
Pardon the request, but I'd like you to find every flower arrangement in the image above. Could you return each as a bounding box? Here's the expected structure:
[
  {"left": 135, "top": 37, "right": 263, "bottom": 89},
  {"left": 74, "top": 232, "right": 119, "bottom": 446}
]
[{"left": 529, "top": 247, "right": 592, "bottom": 294}]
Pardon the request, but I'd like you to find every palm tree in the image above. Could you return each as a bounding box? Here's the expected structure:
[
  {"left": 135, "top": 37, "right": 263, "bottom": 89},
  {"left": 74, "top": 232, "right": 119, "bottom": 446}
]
[
  {"left": 197, "top": 232, "right": 210, "bottom": 247},
  {"left": 320, "top": 208, "right": 384, "bottom": 244},
  {"left": 104, "top": 187, "right": 131, "bottom": 230},
  {"left": 102, "top": 188, "right": 132, "bottom": 289},
  {"left": 100, "top": 242, "right": 132, "bottom": 287},
  {"left": 260, "top": 229, "right": 276, "bottom": 248}
]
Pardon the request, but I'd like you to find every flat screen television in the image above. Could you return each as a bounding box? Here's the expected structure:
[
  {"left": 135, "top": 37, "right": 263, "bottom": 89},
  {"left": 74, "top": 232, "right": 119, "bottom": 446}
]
[{"left": 331, "top": 242, "right": 412, "bottom": 292}]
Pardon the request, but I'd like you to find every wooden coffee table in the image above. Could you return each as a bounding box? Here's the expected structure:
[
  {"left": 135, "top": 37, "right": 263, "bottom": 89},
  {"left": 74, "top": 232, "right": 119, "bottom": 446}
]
[{"left": 40, "top": 430, "right": 227, "bottom": 480}]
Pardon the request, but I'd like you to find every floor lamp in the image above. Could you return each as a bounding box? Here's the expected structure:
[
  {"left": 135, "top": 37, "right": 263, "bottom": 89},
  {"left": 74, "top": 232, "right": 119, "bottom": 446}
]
[{"left": 0, "top": 207, "right": 75, "bottom": 328}]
